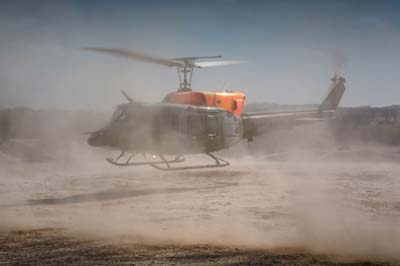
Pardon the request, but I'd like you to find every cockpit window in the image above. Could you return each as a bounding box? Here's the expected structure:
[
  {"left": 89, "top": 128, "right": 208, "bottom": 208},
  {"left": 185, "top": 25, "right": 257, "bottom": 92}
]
[{"left": 110, "top": 106, "right": 127, "bottom": 123}]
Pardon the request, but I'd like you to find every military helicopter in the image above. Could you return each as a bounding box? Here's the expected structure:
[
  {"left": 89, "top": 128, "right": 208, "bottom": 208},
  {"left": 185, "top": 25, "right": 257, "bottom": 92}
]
[{"left": 85, "top": 47, "right": 346, "bottom": 170}]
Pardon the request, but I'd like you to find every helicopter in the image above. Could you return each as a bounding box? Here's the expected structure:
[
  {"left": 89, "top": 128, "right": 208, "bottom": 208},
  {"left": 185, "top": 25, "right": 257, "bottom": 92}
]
[{"left": 85, "top": 47, "right": 346, "bottom": 170}]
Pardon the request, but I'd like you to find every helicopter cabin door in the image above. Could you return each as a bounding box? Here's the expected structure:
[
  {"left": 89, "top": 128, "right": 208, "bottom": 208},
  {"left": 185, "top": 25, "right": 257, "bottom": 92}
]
[{"left": 185, "top": 110, "right": 222, "bottom": 152}]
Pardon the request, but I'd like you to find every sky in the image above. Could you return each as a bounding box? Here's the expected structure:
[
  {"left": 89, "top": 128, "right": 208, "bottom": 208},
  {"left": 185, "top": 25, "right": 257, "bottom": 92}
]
[{"left": 0, "top": 0, "right": 400, "bottom": 111}]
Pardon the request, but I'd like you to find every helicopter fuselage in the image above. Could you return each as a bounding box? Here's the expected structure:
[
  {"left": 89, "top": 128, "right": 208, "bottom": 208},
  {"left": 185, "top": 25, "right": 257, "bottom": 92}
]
[
  {"left": 88, "top": 102, "right": 242, "bottom": 155},
  {"left": 83, "top": 47, "right": 346, "bottom": 170}
]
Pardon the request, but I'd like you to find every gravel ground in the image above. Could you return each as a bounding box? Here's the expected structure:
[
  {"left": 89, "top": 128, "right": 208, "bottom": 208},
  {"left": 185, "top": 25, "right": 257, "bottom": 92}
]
[{"left": 0, "top": 229, "right": 397, "bottom": 266}]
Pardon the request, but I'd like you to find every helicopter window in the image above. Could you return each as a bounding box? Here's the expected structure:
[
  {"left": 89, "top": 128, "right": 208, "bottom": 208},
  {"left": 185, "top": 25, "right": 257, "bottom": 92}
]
[
  {"left": 110, "top": 107, "right": 127, "bottom": 122},
  {"left": 188, "top": 114, "right": 205, "bottom": 136},
  {"left": 171, "top": 113, "right": 179, "bottom": 130},
  {"left": 207, "top": 114, "right": 218, "bottom": 135}
]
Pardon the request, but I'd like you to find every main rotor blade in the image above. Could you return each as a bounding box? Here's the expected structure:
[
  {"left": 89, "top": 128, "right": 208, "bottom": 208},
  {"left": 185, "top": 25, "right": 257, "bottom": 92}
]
[
  {"left": 194, "top": 60, "right": 246, "bottom": 68},
  {"left": 83, "top": 47, "right": 184, "bottom": 67}
]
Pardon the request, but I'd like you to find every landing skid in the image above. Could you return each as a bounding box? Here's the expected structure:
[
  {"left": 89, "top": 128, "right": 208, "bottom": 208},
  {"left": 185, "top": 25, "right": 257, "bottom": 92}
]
[
  {"left": 106, "top": 152, "right": 185, "bottom": 167},
  {"left": 150, "top": 152, "right": 229, "bottom": 171},
  {"left": 106, "top": 151, "right": 229, "bottom": 170}
]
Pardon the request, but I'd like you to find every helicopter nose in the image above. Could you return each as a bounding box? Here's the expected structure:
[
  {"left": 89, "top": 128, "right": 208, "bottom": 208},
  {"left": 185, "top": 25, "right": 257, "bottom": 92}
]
[{"left": 87, "top": 130, "right": 104, "bottom": 147}]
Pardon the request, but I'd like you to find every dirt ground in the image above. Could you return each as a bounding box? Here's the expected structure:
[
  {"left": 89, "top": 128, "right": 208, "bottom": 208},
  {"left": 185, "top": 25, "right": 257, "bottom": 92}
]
[
  {"left": 1, "top": 141, "right": 400, "bottom": 265},
  {"left": 0, "top": 228, "right": 397, "bottom": 266}
]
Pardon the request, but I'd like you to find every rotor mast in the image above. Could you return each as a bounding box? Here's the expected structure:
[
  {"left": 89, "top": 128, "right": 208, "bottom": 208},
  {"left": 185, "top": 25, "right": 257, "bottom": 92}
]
[
  {"left": 176, "top": 58, "right": 194, "bottom": 92},
  {"left": 174, "top": 56, "right": 222, "bottom": 92}
]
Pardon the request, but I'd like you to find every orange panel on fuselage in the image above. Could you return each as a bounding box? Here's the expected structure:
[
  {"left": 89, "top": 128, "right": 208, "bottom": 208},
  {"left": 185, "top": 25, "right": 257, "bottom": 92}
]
[
  {"left": 163, "top": 91, "right": 206, "bottom": 106},
  {"left": 163, "top": 91, "right": 245, "bottom": 116}
]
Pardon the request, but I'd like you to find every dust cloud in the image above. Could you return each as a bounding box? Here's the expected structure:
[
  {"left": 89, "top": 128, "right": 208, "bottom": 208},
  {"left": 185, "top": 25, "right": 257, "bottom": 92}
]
[
  {"left": 1, "top": 118, "right": 400, "bottom": 263},
  {"left": 1, "top": 1, "right": 399, "bottom": 264}
]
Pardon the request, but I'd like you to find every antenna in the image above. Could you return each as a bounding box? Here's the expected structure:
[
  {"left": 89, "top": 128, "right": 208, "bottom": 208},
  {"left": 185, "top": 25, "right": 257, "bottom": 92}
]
[{"left": 121, "top": 90, "right": 134, "bottom": 103}]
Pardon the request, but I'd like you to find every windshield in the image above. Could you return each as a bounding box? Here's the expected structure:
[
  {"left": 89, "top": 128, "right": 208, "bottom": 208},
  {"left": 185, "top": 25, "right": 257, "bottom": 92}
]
[{"left": 110, "top": 106, "right": 127, "bottom": 123}]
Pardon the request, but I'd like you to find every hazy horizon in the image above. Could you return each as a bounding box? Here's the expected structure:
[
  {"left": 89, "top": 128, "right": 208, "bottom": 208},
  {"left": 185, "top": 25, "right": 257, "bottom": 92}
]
[{"left": 1, "top": 0, "right": 400, "bottom": 111}]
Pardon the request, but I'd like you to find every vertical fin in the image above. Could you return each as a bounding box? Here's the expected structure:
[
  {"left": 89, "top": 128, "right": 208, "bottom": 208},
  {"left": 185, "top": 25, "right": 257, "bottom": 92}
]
[{"left": 319, "top": 76, "right": 346, "bottom": 111}]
